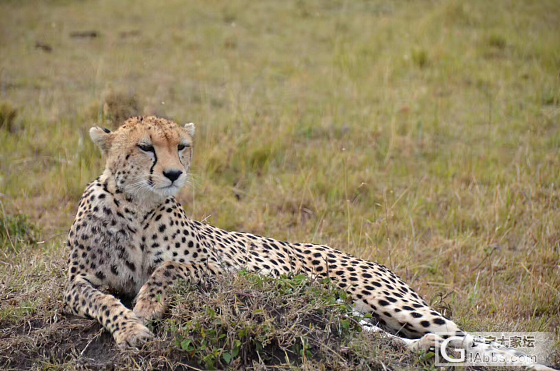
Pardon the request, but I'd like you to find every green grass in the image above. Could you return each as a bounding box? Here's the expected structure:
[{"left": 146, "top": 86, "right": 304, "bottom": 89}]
[
  {"left": 0, "top": 204, "right": 38, "bottom": 253},
  {"left": 0, "top": 272, "right": 427, "bottom": 370},
  {"left": 165, "top": 272, "right": 377, "bottom": 369},
  {"left": 0, "top": 0, "right": 559, "bottom": 368}
]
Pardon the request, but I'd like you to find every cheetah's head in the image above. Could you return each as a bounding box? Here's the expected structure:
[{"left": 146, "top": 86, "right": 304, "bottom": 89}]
[{"left": 90, "top": 116, "right": 195, "bottom": 200}]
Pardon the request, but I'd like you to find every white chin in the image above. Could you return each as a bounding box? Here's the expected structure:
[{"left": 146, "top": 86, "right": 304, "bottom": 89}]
[{"left": 156, "top": 185, "right": 180, "bottom": 197}]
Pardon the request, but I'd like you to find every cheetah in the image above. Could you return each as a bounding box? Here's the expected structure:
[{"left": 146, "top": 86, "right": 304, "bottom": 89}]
[{"left": 64, "top": 116, "right": 553, "bottom": 369}]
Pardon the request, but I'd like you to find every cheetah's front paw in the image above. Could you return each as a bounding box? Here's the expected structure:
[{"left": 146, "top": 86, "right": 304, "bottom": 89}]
[
  {"left": 114, "top": 319, "right": 154, "bottom": 349},
  {"left": 133, "top": 297, "right": 166, "bottom": 322}
]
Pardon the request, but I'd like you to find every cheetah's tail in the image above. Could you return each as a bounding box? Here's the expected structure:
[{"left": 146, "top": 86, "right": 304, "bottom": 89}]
[{"left": 355, "top": 311, "right": 557, "bottom": 371}]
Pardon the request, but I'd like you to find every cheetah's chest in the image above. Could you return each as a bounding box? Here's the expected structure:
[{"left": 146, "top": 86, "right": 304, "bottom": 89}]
[{"left": 140, "top": 208, "right": 204, "bottom": 273}]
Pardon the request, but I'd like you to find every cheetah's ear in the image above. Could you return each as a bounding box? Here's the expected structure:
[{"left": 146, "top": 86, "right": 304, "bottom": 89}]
[
  {"left": 183, "top": 122, "right": 195, "bottom": 137},
  {"left": 89, "top": 126, "right": 114, "bottom": 155}
]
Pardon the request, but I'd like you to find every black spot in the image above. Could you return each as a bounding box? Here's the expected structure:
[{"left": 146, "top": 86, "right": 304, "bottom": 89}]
[
  {"left": 433, "top": 318, "right": 446, "bottom": 325},
  {"left": 420, "top": 320, "right": 430, "bottom": 328},
  {"left": 125, "top": 261, "right": 136, "bottom": 272},
  {"left": 159, "top": 224, "right": 166, "bottom": 232},
  {"left": 95, "top": 271, "right": 106, "bottom": 280},
  {"left": 378, "top": 299, "right": 390, "bottom": 306},
  {"left": 411, "top": 312, "right": 423, "bottom": 318}
]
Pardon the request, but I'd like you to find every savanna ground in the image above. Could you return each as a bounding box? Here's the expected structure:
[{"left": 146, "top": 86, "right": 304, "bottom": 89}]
[{"left": 0, "top": 0, "right": 559, "bottom": 369}]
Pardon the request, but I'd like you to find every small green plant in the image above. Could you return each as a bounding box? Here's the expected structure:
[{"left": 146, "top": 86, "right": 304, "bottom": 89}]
[
  {"left": 0, "top": 204, "right": 39, "bottom": 253},
  {"left": 102, "top": 89, "right": 140, "bottom": 126},
  {"left": 412, "top": 47, "right": 429, "bottom": 68},
  {"left": 164, "top": 272, "right": 373, "bottom": 369},
  {"left": 487, "top": 34, "right": 507, "bottom": 49},
  {"left": 0, "top": 101, "right": 18, "bottom": 132}
]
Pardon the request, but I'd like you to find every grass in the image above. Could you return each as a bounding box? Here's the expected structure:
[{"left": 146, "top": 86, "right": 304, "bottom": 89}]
[
  {"left": 164, "top": 272, "right": 401, "bottom": 369},
  {"left": 0, "top": 0, "right": 559, "bottom": 369},
  {"left": 0, "top": 205, "right": 38, "bottom": 253},
  {"left": 0, "top": 272, "right": 425, "bottom": 370}
]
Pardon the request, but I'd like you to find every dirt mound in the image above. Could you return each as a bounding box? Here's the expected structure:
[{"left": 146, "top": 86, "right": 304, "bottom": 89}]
[{"left": 0, "top": 273, "right": 417, "bottom": 370}]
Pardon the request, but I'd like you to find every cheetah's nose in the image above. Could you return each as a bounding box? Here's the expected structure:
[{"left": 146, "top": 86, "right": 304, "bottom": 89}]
[{"left": 163, "top": 170, "right": 183, "bottom": 183}]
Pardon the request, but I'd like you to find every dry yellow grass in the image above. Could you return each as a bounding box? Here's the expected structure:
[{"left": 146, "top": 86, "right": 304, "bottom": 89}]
[{"left": 0, "top": 0, "right": 559, "bottom": 368}]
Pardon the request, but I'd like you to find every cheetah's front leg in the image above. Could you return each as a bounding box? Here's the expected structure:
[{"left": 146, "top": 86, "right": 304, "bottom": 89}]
[
  {"left": 65, "top": 277, "right": 153, "bottom": 348},
  {"left": 133, "top": 261, "right": 220, "bottom": 321}
]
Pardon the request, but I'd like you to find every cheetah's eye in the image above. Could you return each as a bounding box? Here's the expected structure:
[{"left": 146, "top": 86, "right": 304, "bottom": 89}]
[
  {"left": 138, "top": 143, "right": 155, "bottom": 153},
  {"left": 178, "top": 143, "right": 190, "bottom": 151}
]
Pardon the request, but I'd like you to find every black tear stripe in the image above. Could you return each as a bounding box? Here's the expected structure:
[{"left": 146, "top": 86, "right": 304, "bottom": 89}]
[{"left": 149, "top": 136, "right": 158, "bottom": 176}]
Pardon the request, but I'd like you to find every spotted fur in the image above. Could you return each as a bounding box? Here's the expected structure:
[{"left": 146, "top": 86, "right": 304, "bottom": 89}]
[{"left": 63, "top": 117, "right": 552, "bottom": 369}]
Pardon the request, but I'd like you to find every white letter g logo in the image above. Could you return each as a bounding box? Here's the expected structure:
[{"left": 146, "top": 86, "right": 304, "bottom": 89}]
[{"left": 441, "top": 336, "right": 466, "bottom": 363}]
